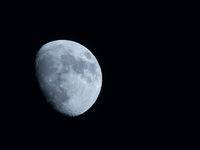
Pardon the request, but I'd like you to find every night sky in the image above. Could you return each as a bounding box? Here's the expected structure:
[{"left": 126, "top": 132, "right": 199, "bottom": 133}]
[{"left": 4, "top": 3, "right": 176, "bottom": 148}]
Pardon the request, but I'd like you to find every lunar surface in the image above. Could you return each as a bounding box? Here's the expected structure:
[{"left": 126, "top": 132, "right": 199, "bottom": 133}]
[{"left": 35, "top": 40, "right": 102, "bottom": 117}]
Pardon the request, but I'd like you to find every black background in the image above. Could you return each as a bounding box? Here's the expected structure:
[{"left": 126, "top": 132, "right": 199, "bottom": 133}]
[{"left": 3, "top": 2, "right": 182, "bottom": 148}]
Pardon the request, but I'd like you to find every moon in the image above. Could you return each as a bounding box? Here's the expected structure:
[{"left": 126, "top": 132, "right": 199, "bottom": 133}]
[{"left": 35, "top": 40, "right": 102, "bottom": 117}]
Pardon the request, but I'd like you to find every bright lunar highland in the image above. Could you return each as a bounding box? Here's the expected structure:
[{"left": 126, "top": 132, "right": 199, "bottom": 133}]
[{"left": 35, "top": 40, "right": 102, "bottom": 117}]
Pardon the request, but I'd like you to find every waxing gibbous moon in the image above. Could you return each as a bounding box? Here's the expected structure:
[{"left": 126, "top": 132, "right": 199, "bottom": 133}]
[{"left": 35, "top": 40, "right": 102, "bottom": 117}]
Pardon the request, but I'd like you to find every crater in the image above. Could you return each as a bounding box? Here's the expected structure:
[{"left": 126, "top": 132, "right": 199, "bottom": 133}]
[
  {"left": 46, "top": 73, "right": 69, "bottom": 104},
  {"left": 84, "top": 51, "right": 91, "bottom": 59},
  {"left": 52, "top": 71, "right": 68, "bottom": 85},
  {"left": 46, "top": 86, "right": 70, "bottom": 105}
]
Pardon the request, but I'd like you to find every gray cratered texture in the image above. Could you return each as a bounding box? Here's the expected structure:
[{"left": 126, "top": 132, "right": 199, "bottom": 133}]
[{"left": 35, "top": 40, "right": 102, "bottom": 117}]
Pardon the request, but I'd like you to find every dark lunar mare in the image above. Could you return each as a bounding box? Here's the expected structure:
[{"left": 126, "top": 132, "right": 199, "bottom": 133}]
[
  {"left": 72, "top": 59, "right": 88, "bottom": 74},
  {"left": 61, "top": 54, "right": 76, "bottom": 66}
]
